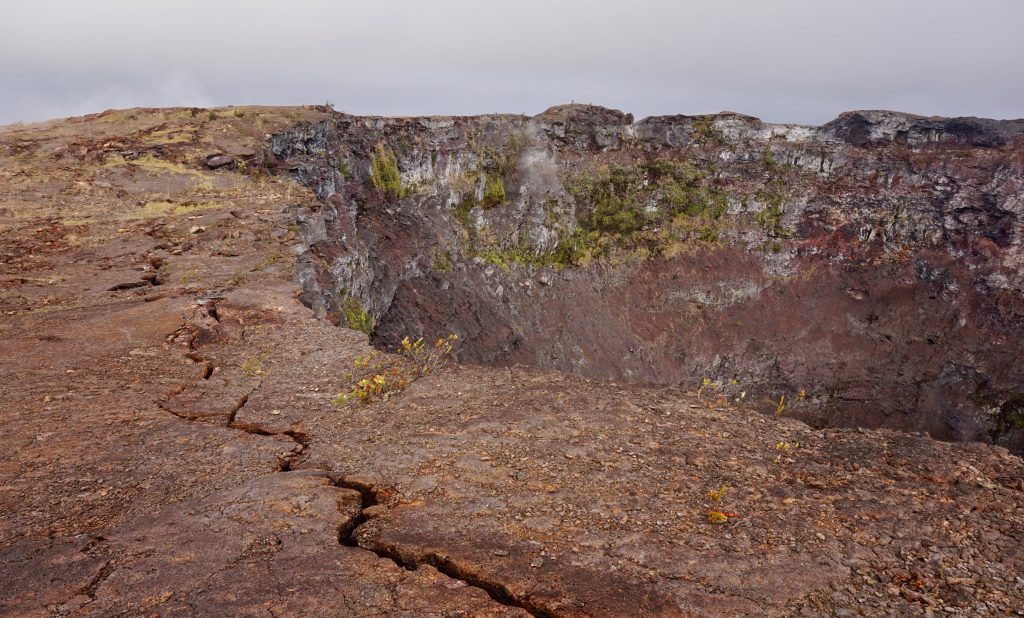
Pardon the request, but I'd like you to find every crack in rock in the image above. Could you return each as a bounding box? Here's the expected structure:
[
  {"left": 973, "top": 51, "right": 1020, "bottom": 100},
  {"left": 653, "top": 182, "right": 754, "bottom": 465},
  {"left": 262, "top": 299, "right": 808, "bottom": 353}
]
[
  {"left": 225, "top": 388, "right": 255, "bottom": 426},
  {"left": 157, "top": 309, "right": 548, "bottom": 615},
  {"left": 334, "top": 476, "right": 554, "bottom": 618},
  {"left": 81, "top": 559, "right": 116, "bottom": 600}
]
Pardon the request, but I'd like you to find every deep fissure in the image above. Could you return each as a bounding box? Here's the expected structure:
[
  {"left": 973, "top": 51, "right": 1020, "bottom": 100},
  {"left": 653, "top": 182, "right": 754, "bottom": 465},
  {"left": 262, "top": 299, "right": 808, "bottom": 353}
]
[
  {"left": 158, "top": 314, "right": 552, "bottom": 615},
  {"left": 333, "top": 477, "right": 554, "bottom": 618}
]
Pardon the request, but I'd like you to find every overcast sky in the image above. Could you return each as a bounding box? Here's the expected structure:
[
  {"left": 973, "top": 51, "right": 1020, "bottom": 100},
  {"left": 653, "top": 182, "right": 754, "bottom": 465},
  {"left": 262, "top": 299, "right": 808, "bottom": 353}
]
[{"left": 2, "top": 0, "right": 1022, "bottom": 126}]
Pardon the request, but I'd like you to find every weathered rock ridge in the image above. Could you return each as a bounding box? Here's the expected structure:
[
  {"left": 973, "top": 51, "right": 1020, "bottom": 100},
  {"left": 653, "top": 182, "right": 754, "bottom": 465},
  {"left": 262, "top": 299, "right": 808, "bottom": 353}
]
[{"left": 271, "top": 104, "right": 1024, "bottom": 452}]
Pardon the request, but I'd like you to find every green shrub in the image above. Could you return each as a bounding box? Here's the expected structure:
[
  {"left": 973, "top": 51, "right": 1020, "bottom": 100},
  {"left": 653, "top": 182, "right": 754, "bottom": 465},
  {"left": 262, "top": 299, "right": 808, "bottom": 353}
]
[
  {"left": 479, "top": 244, "right": 553, "bottom": 271},
  {"left": 590, "top": 197, "right": 645, "bottom": 236},
  {"left": 569, "top": 160, "right": 729, "bottom": 246},
  {"left": 370, "top": 143, "right": 404, "bottom": 199},
  {"left": 552, "top": 228, "right": 591, "bottom": 266},
  {"left": 570, "top": 165, "right": 648, "bottom": 237},
  {"left": 477, "top": 239, "right": 578, "bottom": 271},
  {"left": 479, "top": 247, "right": 511, "bottom": 271},
  {"left": 755, "top": 188, "right": 786, "bottom": 238},
  {"left": 431, "top": 248, "right": 453, "bottom": 272},
  {"left": 332, "top": 335, "right": 458, "bottom": 405},
  {"left": 340, "top": 296, "right": 374, "bottom": 335},
  {"left": 663, "top": 181, "right": 728, "bottom": 220},
  {"left": 481, "top": 172, "right": 506, "bottom": 208},
  {"left": 697, "top": 226, "right": 719, "bottom": 243}
]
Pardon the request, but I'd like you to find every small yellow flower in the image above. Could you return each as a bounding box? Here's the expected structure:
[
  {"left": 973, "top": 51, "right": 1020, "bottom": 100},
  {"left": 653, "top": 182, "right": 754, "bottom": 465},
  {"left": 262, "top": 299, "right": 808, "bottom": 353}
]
[{"left": 707, "top": 510, "right": 728, "bottom": 524}]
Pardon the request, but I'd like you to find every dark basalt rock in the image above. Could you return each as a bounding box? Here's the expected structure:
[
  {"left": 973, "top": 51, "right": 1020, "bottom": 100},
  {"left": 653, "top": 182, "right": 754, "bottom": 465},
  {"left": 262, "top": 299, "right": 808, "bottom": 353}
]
[
  {"left": 535, "top": 104, "right": 634, "bottom": 150},
  {"left": 823, "top": 110, "right": 1024, "bottom": 148}
]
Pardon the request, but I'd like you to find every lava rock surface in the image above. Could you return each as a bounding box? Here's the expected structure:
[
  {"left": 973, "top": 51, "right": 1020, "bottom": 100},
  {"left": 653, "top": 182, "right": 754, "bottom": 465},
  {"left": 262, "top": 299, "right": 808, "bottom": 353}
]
[{"left": 0, "top": 106, "right": 1022, "bottom": 617}]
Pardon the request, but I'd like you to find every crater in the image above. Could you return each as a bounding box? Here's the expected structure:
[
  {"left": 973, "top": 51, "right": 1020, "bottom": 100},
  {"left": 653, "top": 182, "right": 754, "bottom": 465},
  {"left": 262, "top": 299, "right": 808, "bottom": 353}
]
[{"left": 271, "top": 105, "right": 1024, "bottom": 454}]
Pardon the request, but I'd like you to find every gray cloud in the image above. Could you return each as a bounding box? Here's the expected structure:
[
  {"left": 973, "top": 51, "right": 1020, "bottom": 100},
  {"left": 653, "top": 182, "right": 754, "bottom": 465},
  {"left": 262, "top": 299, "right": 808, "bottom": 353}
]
[{"left": 1, "top": 0, "right": 1022, "bottom": 125}]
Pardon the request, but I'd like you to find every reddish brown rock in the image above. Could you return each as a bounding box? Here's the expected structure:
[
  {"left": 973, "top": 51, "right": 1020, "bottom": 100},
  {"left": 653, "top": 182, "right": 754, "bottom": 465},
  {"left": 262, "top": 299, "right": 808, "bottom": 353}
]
[{"left": 1, "top": 106, "right": 1022, "bottom": 617}]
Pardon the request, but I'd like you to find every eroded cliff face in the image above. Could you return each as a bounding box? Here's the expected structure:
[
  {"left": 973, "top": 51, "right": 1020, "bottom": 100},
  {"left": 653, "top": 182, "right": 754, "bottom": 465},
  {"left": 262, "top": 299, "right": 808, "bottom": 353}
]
[{"left": 270, "top": 105, "right": 1024, "bottom": 452}]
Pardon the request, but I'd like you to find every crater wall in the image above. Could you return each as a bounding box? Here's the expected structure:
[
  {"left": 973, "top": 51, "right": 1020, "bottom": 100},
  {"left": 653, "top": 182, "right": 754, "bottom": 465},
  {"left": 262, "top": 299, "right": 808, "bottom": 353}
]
[{"left": 270, "top": 105, "right": 1024, "bottom": 452}]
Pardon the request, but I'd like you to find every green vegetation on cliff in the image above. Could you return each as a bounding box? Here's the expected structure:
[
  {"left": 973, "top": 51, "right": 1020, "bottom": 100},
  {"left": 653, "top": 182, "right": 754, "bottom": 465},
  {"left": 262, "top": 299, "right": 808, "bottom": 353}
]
[
  {"left": 369, "top": 143, "right": 404, "bottom": 199},
  {"left": 339, "top": 295, "right": 374, "bottom": 335},
  {"left": 754, "top": 184, "right": 788, "bottom": 239},
  {"left": 481, "top": 172, "right": 506, "bottom": 208},
  {"left": 564, "top": 158, "right": 730, "bottom": 263}
]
